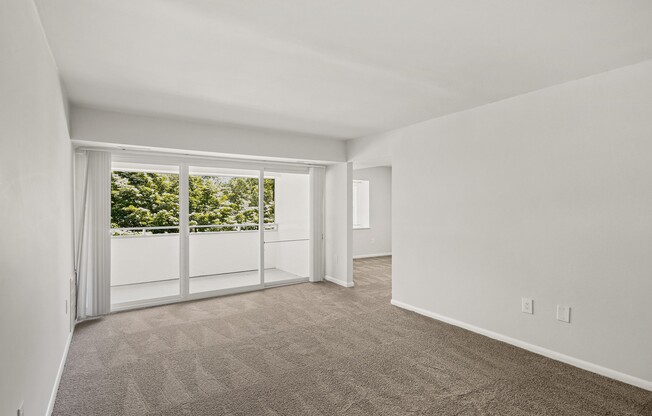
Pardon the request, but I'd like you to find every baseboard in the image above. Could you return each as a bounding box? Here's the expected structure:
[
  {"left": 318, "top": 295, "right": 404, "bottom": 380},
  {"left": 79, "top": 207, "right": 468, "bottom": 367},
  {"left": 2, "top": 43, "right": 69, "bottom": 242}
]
[
  {"left": 353, "top": 252, "right": 392, "bottom": 259},
  {"left": 325, "top": 275, "right": 355, "bottom": 288},
  {"left": 390, "top": 299, "right": 652, "bottom": 392},
  {"left": 46, "top": 327, "right": 74, "bottom": 415}
]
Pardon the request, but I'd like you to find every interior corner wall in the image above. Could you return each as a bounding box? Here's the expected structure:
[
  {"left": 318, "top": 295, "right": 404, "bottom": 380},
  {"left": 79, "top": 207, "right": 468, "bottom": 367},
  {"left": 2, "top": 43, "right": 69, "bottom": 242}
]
[
  {"left": 324, "top": 162, "right": 353, "bottom": 285},
  {"left": 388, "top": 59, "right": 652, "bottom": 386},
  {"left": 0, "top": 1, "right": 74, "bottom": 414},
  {"left": 346, "top": 131, "right": 393, "bottom": 167},
  {"left": 353, "top": 167, "right": 392, "bottom": 258}
]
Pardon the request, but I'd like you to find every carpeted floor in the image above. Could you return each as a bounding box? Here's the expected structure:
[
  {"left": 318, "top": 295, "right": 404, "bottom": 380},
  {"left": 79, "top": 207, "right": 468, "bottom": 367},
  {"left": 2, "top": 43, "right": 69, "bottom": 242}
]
[{"left": 54, "top": 256, "right": 652, "bottom": 415}]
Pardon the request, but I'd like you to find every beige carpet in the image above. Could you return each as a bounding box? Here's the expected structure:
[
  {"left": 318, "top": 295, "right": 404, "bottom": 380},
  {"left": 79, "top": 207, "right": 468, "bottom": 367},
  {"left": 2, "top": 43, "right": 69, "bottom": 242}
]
[{"left": 54, "top": 256, "right": 652, "bottom": 415}]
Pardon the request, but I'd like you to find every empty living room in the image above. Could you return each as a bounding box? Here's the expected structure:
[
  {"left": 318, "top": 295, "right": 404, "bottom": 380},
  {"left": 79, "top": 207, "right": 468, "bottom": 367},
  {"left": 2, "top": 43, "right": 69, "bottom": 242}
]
[{"left": 2, "top": 0, "right": 652, "bottom": 415}]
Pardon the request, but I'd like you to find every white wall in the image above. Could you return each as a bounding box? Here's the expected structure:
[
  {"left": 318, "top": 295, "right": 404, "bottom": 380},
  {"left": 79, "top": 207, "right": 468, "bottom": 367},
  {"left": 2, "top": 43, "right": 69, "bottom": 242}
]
[
  {"left": 347, "top": 132, "right": 393, "bottom": 169},
  {"left": 71, "top": 106, "right": 347, "bottom": 163},
  {"left": 387, "top": 60, "right": 652, "bottom": 387},
  {"left": 274, "top": 173, "right": 311, "bottom": 277},
  {"left": 0, "top": 0, "right": 74, "bottom": 414},
  {"left": 191, "top": 232, "right": 275, "bottom": 276},
  {"left": 112, "top": 235, "right": 179, "bottom": 284},
  {"left": 324, "top": 163, "right": 353, "bottom": 286},
  {"left": 353, "top": 167, "right": 392, "bottom": 258},
  {"left": 111, "top": 232, "right": 278, "bottom": 286}
]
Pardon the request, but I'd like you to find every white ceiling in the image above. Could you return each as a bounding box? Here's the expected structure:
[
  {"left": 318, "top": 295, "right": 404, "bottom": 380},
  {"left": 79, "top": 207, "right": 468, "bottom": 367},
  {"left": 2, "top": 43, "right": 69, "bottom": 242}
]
[{"left": 36, "top": 0, "right": 652, "bottom": 139}]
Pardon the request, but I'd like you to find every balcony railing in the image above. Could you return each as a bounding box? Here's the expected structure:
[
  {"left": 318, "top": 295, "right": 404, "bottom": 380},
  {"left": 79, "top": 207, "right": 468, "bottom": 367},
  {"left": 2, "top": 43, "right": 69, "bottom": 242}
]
[{"left": 111, "top": 223, "right": 278, "bottom": 237}]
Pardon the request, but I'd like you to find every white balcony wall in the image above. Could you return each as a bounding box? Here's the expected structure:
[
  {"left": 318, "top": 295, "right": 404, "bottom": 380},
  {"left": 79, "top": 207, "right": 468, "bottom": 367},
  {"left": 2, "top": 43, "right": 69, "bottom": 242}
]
[
  {"left": 189, "top": 231, "right": 275, "bottom": 277},
  {"left": 111, "top": 235, "right": 179, "bottom": 286},
  {"left": 267, "top": 240, "right": 310, "bottom": 278},
  {"left": 111, "top": 231, "right": 281, "bottom": 286},
  {"left": 272, "top": 173, "right": 311, "bottom": 277}
]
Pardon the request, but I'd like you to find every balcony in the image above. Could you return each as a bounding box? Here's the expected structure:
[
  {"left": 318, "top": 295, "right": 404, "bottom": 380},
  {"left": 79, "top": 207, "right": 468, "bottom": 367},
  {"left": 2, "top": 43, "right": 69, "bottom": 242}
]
[{"left": 110, "top": 224, "right": 310, "bottom": 306}]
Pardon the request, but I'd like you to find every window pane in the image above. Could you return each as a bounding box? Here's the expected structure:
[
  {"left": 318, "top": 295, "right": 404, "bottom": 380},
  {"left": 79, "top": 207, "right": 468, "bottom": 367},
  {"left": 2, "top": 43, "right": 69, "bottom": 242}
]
[
  {"left": 352, "top": 182, "right": 359, "bottom": 226},
  {"left": 111, "top": 170, "right": 180, "bottom": 235},
  {"left": 188, "top": 167, "right": 269, "bottom": 294},
  {"left": 352, "top": 180, "right": 370, "bottom": 228},
  {"left": 110, "top": 163, "right": 180, "bottom": 306},
  {"left": 189, "top": 175, "right": 274, "bottom": 232},
  {"left": 264, "top": 170, "right": 311, "bottom": 283}
]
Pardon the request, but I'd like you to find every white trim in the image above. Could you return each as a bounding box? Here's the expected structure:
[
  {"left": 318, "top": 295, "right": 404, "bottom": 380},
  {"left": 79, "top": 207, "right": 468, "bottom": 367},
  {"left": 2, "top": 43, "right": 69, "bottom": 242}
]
[
  {"left": 79, "top": 144, "right": 323, "bottom": 171},
  {"left": 263, "top": 277, "right": 309, "bottom": 288},
  {"left": 179, "top": 163, "right": 189, "bottom": 298},
  {"left": 110, "top": 279, "right": 311, "bottom": 313},
  {"left": 353, "top": 252, "right": 392, "bottom": 259},
  {"left": 259, "top": 169, "right": 265, "bottom": 286},
  {"left": 390, "top": 299, "right": 652, "bottom": 392},
  {"left": 325, "top": 275, "right": 355, "bottom": 288},
  {"left": 111, "top": 294, "right": 185, "bottom": 313},
  {"left": 47, "top": 328, "right": 74, "bottom": 415}
]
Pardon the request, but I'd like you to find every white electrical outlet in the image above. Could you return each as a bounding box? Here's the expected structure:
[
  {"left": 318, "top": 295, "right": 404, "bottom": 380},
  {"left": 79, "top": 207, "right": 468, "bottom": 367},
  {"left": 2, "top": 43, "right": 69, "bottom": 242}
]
[
  {"left": 521, "top": 298, "right": 533, "bottom": 314},
  {"left": 557, "top": 305, "right": 571, "bottom": 323}
]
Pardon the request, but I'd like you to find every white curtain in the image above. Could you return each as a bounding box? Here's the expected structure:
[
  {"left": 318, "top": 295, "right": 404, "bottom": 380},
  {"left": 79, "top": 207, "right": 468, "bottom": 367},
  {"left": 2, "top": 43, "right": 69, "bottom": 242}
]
[{"left": 75, "top": 150, "right": 111, "bottom": 319}]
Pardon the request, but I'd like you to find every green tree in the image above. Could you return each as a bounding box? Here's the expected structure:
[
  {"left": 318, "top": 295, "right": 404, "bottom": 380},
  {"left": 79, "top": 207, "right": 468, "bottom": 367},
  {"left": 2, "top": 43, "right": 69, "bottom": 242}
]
[{"left": 111, "top": 172, "right": 274, "bottom": 234}]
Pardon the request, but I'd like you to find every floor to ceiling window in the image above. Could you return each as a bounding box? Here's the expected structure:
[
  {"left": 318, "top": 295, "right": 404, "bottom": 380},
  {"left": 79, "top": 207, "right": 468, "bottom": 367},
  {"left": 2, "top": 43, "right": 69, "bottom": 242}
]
[
  {"left": 187, "top": 165, "right": 267, "bottom": 294},
  {"left": 263, "top": 168, "right": 311, "bottom": 284},
  {"left": 110, "top": 162, "right": 181, "bottom": 306},
  {"left": 109, "top": 155, "right": 320, "bottom": 311}
]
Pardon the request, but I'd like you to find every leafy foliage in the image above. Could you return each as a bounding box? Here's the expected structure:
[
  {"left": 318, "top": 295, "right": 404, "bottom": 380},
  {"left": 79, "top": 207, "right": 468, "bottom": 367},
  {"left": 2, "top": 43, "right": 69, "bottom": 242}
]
[{"left": 111, "top": 171, "right": 274, "bottom": 234}]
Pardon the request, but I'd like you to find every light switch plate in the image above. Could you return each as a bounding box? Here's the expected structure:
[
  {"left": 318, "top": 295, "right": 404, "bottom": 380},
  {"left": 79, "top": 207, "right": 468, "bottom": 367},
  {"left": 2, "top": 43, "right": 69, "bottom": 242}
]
[
  {"left": 557, "top": 305, "right": 570, "bottom": 324},
  {"left": 521, "top": 298, "right": 533, "bottom": 314},
  {"left": 557, "top": 305, "right": 571, "bottom": 323}
]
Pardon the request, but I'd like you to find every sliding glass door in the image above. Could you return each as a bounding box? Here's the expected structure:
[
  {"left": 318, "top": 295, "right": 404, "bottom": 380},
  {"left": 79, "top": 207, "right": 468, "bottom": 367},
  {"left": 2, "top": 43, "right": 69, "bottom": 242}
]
[
  {"left": 109, "top": 156, "right": 316, "bottom": 311},
  {"left": 187, "top": 166, "right": 265, "bottom": 295},
  {"left": 263, "top": 169, "right": 311, "bottom": 285},
  {"left": 110, "top": 162, "right": 181, "bottom": 307}
]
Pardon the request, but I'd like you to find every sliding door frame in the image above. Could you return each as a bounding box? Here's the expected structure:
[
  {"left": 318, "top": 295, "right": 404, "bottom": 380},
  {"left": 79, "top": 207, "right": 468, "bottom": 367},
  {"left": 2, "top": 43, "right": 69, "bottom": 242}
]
[
  {"left": 261, "top": 166, "right": 315, "bottom": 288},
  {"left": 107, "top": 149, "right": 323, "bottom": 312},
  {"left": 179, "top": 162, "right": 190, "bottom": 298}
]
